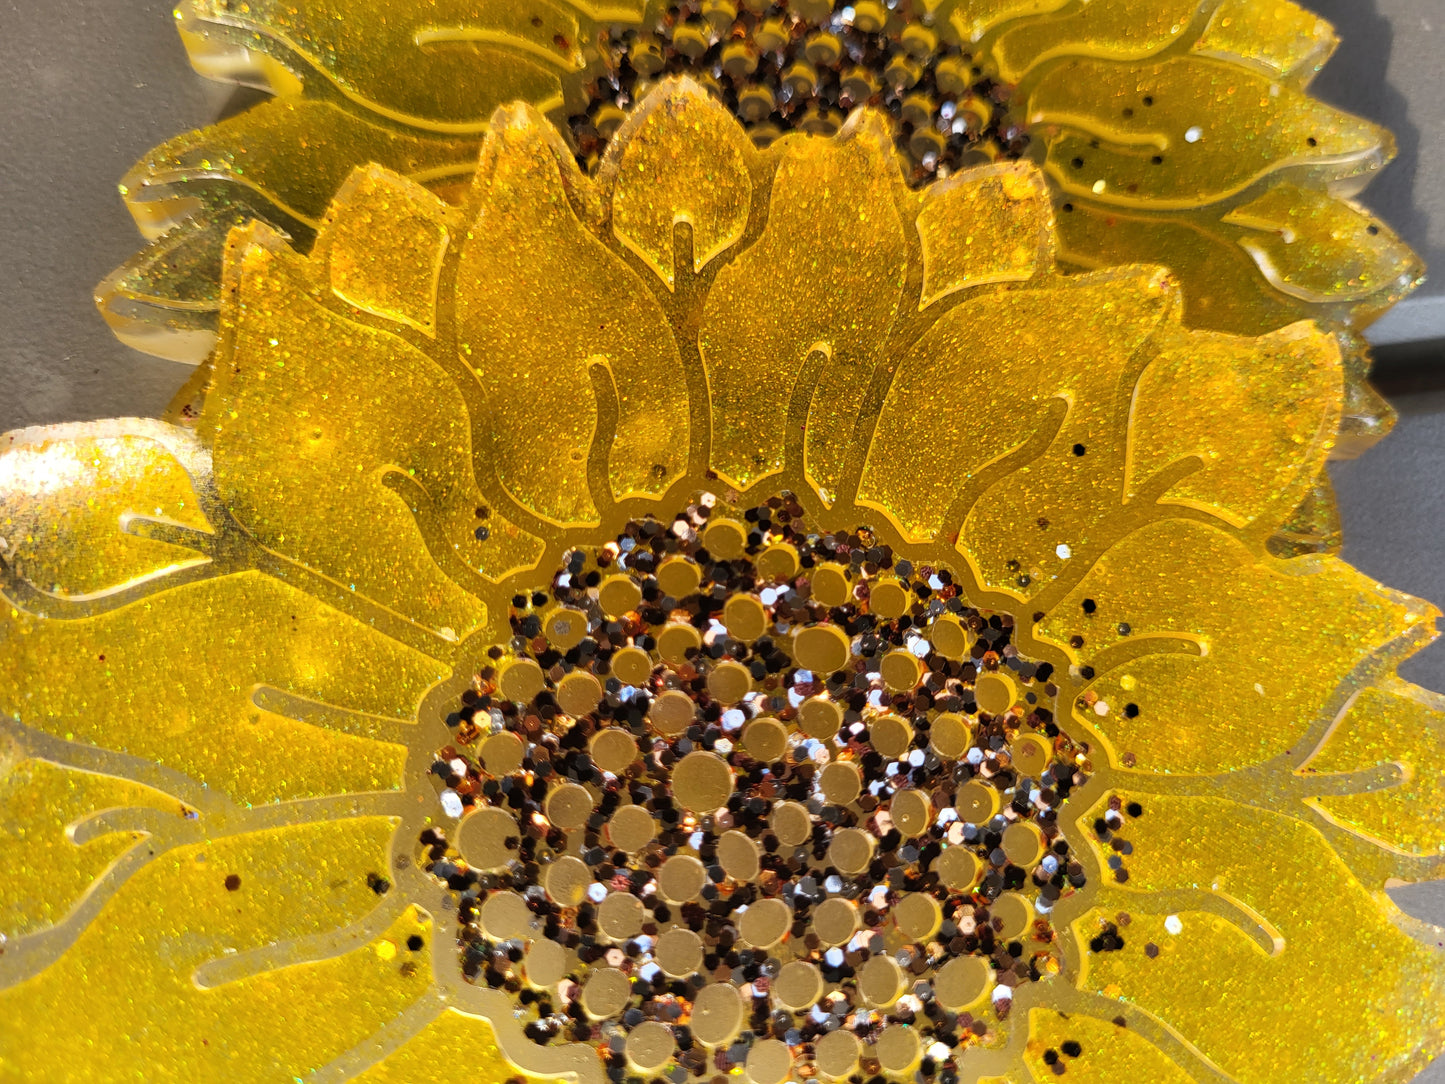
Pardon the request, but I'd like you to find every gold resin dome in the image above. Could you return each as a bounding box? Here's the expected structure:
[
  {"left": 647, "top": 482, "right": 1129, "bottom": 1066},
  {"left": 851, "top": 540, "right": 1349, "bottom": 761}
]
[
  {"left": 4, "top": 81, "right": 1444, "bottom": 1083},
  {"left": 102, "top": 0, "right": 1420, "bottom": 414}
]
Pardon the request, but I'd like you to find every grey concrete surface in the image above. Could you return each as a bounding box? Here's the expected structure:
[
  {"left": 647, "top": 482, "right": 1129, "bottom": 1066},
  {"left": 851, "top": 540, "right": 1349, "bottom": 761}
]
[
  {"left": 1308, "top": 0, "right": 1445, "bottom": 344},
  {"left": 0, "top": 0, "right": 1443, "bottom": 1079}
]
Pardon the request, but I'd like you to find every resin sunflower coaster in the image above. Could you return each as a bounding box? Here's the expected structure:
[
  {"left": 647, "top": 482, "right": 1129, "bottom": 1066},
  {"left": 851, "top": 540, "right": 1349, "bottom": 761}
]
[
  {"left": 101, "top": 0, "right": 1420, "bottom": 398},
  {"left": 3, "top": 81, "right": 1442, "bottom": 1083}
]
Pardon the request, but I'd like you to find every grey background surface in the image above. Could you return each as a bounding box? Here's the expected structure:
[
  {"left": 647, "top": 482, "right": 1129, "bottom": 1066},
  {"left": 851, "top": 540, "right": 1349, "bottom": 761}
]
[{"left": 1, "top": 0, "right": 1443, "bottom": 1079}]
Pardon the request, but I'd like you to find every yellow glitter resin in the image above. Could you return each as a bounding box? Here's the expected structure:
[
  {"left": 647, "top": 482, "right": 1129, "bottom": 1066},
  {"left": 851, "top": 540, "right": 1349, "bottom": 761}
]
[
  {"left": 101, "top": 0, "right": 1419, "bottom": 428},
  {"left": 4, "top": 82, "right": 1442, "bottom": 1082}
]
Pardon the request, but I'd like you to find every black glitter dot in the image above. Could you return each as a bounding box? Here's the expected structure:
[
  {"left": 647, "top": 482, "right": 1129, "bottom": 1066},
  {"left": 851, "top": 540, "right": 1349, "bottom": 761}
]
[{"left": 223, "top": 874, "right": 241, "bottom": 891}]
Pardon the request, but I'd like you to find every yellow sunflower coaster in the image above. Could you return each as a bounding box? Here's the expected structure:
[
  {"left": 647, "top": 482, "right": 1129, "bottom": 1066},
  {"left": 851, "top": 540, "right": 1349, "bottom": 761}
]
[
  {"left": 101, "top": 0, "right": 1420, "bottom": 398},
  {"left": 3, "top": 80, "right": 1442, "bottom": 1083}
]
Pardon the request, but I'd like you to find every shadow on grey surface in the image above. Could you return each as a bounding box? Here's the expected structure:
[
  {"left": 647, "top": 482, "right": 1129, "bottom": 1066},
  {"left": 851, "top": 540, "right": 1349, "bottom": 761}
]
[{"left": 1304, "top": 0, "right": 1442, "bottom": 290}]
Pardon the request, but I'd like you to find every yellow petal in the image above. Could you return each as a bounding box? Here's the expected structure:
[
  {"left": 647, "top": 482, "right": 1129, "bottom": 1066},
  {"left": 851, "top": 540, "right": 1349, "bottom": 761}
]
[
  {"left": 1023, "top": 1009, "right": 1195, "bottom": 1084},
  {"left": 0, "top": 819, "right": 432, "bottom": 1079},
  {"left": 862, "top": 267, "right": 1172, "bottom": 548},
  {"left": 1029, "top": 56, "right": 1393, "bottom": 209},
  {"left": 993, "top": 0, "right": 1200, "bottom": 81},
  {"left": 203, "top": 226, "right": 530, "bottom": 635},
  {"left": 177, "top": 0, "right": 595, "bottom": 130},
  {"left": 456, "top": 104, "right": 687, "bottom": 523},
  {"left": 2, "top": 572, "right": 445, "bottom": 804},
  {"left": 1224, "top": 184, "right": 1424, "bottom": 315},
  {"left": 1192, "top": 0, "right": 1337, "bottom": 84},
  {"left": 317, "top": 166, "right": 453, "bottom": 334},
  {"left": 1127, "top": 320, "right": 1341, "bottom": 529},
  {"left": 94, "top": 211, "right": 235, "bottom": 364},
  {"left": 699, "top": 112, "right": 907, "bottom": 495},
  {"left": 1304, "top": 679, "right": 1445, "bottom": 874},
  {"left": 356, "top": 1008, "right": 585, "bottom": 1084},
  {"left": 0, "top": 759, "right": 187, "bottom": 940},
  {"left": 1269, "top": 469, "right": 1343, "bottom": 558},
  {"left": 1054, "top": 196, "right": 1418, "bottom": 337},
  {"left": 943, "top": 0, "right": 1069, "bottom": 46},
  {"left": 604, "top": 78, "right": 754, "bottom": 289},
  {"left": 1038, "top": 519, "right": 1432, "bottom": 773},
  {"left": 0, "top": 424, "right": 212, "bottom": 597},
  {"left": 122, "top": 97, "right": 481, "bottom": 238},
  {"left": 914, "top": 161, "right": 1054, "bottom": 307},
  {"left": 1075, "top": 793, "right": 1445, "bottom": 1084}
]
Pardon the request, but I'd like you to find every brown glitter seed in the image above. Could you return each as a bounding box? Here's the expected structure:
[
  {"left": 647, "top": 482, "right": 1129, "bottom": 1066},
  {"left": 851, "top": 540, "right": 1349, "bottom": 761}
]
[
  {"left": 657, "top": 555, "right": 702, "bottom": 598},
  {"left": 691, "top": 982, "right": 745, "bottom": 1046},
  {"left": 701, "top": 518, "right": 747, "bottom": 559},
  {"left": 626, "top": 1021, "right": 676, "bottom": 1073},
  {"left": 649, "top": 689, "right": 697, "bottom": 737},
  {"left": 828, "top": 827, "right": 874, "bottom": 875},
  {"left": 773, "top": 960, "right": 824, "bottom": 1011},
  {"left": 738, "top": 897, "right": 792, "bottom": 949},
  {"left": 606, "top": 804, "right": 656, "bottom": 853},
  {"left": 708, "top": 659, "right": 754, "bottom": 704},
  {"left": 935, "top": 846, "right": 983, "bottom": 892},
  {"left": 793, "top": 624, "right": 851, "bottom": 674},
  {"left": 457, "top": 806, "right": 521, "bottom": 871},
  {"left": 770, "top": 800, "right": 813, "bottom": 847},
  {"left": 742, "top": 717, "right": 788, "bottom": 762},
  {"left": 589, "top": 727, "right": 639, "bottom": 776},
  {"left": 934, "top": 955, "right": 992, "bottom": 1012},
  {"left": 814, "top": 1029, "right": 861, "bottom": 1079},
  {"left": 819, "top": 761, "right": 862, "bottom": 806},
  {"left": 672, "top": 750, "right": 736, "bottom": 814},
  {"left": 479, "top": 730, "right": 526, "bottom": 775},
  {"left": 497, "top": 657, "right": 546, "bottom": 703},
  {"left": 929, "top": 711, "right": 972, "bottom": 758},
  {"left": 797, "top": 697, "right": 843, "bottom": 740},
  {"left": 875, "top": 1025, "right": 922, "bottom": 1074},
  {"left": 545, "top": 783, "right": 594, "bottom": 831},
  {"left": 955, "top": 780, "right": 1000, "bottom": 824},
  {"left": 810, "top": 564, "right": 852, "bottom": 607},
  {"left": 974, "top": 672, "right": 1018, "bottom": 715}
]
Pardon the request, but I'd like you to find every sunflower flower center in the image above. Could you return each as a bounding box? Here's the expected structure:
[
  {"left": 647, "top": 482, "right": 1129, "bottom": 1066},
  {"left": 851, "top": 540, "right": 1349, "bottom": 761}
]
[{"left": 416, "top": 494, "right": 1097, "bottom": 1078}]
